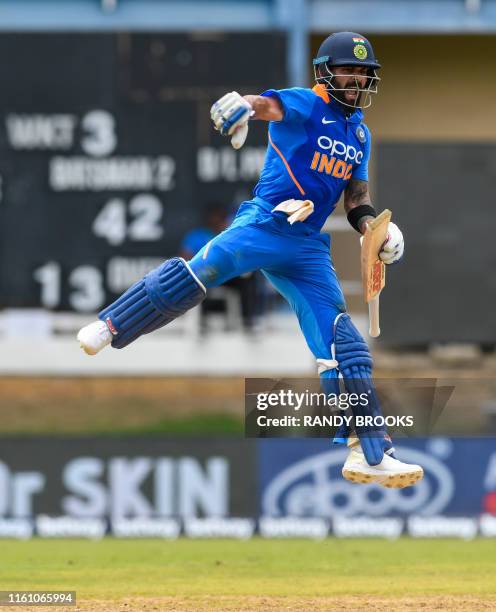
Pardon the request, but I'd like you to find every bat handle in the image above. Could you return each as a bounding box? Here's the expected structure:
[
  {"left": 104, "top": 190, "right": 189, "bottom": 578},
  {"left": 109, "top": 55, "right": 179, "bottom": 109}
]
[{"left": 368, "top": 295, "right": 381, "bottom": 338}]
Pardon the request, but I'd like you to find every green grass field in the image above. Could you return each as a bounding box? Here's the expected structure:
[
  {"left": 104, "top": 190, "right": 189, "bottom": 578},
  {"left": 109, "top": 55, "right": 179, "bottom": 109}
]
[{"left": 0, "top": 538, "right": 494, "bottom": 610}]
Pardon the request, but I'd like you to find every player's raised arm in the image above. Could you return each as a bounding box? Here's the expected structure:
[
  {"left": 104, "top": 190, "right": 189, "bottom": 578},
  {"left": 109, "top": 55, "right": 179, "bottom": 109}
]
[
  {"left": 344, "top": 178, "right": 404, "bottom": 263},
  {"left": 210, "top": 91, "right": 283, "bottom": 150}
]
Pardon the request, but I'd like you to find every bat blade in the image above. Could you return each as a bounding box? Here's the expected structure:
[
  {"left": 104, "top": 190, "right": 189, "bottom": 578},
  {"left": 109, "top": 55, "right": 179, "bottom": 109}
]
[{"left": 361, "top": 209, "right": 391, "bottom": 337}]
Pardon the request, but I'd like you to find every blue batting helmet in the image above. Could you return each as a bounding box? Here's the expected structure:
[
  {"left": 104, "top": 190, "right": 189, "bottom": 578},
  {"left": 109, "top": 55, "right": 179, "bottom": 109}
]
[
  {"left": 313, "top": 32, "right": 381, "bottom": 71},
  {"left": 313, "top": 32, "right": 381, "bottom": 110}
]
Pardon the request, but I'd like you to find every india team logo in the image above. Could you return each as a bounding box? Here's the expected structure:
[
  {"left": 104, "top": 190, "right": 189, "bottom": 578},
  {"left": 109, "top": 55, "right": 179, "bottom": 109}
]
[{"left": 353, "top": 44, "right": 368, "bottom": 60}]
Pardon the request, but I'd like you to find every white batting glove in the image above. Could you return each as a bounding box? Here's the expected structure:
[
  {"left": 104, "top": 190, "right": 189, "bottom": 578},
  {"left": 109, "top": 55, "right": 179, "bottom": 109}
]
[
  {"left": 379, "top": 222, "right": 404, "bottom": 264},
  {"left": 210, "top": 91, "right": 254, "bottom": 149}
]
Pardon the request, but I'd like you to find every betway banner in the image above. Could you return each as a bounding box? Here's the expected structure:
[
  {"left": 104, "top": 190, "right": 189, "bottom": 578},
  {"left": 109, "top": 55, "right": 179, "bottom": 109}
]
[
  {"left": 259, "top": 438, "right": 496, "bottom": 518},
  {"left": 0, "top": 437, "right": 257, "bottom": 519}
]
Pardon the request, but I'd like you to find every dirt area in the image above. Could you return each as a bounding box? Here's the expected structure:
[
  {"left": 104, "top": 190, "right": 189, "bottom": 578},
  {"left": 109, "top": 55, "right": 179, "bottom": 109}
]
[{"left": 7, "top": 595, "right": 495, "bottom": 611}]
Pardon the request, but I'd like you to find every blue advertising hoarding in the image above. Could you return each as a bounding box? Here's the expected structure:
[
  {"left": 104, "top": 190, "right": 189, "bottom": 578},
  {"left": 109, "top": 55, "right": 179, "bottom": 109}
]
[{"left": 258, "top": 438, "right": 496, "bottom": 518}]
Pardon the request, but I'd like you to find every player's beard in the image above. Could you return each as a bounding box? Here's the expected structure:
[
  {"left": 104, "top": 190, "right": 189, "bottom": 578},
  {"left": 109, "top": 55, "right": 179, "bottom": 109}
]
[{"left": 331, "top": 82, "right": 363, "bottom": 111}]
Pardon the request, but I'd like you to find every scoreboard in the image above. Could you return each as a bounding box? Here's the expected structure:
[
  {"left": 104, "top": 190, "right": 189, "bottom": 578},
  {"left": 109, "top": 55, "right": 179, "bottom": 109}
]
[{"left": 0, "top": 33, "right": 286, "bottom": 312}]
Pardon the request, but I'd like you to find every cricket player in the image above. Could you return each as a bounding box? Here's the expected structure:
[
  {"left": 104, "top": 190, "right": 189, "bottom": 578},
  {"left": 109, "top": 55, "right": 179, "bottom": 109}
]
[{"left": 78, "top": 32, "right": 423, "bottom": 488}]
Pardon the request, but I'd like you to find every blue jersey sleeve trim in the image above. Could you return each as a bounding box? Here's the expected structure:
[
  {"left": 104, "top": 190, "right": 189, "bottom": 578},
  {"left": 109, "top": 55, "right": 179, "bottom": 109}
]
[{"left": 261, "top": 88, "right": 315, "bottom": 124}]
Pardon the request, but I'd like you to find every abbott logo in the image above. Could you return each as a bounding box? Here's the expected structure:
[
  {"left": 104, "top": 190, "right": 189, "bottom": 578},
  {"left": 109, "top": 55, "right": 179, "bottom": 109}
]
[{"left": 262, "top": 447, "right": 454, "bottom": 518}]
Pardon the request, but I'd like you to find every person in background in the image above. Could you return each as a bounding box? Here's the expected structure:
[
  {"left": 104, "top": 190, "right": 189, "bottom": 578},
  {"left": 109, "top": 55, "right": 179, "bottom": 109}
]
[
  {"left": 179, "top": 203, "right": 259, "bottom": 332},
  {"left": 179, "top": 203, "right": 227, "bottom": 261}
]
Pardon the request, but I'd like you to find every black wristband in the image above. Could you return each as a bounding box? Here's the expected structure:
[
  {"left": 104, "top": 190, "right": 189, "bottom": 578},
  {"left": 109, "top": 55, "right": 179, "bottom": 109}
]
[{"left": 347, "top": 204, "right": 377, "bottom": 233}]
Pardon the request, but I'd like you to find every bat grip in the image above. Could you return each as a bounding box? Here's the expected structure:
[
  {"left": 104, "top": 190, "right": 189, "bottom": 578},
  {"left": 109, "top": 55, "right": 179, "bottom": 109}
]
[{"left": 368, "top": 295, "right": 381, "bottom": 338}]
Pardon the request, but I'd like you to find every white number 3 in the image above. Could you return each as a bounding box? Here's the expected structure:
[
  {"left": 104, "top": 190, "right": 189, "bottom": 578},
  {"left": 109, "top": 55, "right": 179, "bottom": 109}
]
[{"left": 81, "top": 110, "right": 117, "bottom": 157}]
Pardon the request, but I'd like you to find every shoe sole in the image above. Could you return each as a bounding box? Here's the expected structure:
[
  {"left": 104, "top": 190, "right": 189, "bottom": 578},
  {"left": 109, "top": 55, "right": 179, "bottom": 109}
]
[{"left": 342, "top": 466, "right": 424, "bottom": 489}]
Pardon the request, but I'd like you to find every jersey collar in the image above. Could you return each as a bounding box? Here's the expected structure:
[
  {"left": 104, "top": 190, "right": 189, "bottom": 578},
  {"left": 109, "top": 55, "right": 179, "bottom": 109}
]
[{"left": 312, "top": 84, "right": 363, "bottom": 124}]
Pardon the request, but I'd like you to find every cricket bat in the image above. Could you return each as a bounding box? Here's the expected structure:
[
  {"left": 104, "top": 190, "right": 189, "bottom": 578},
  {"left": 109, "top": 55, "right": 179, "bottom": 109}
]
[{"left": 361, "top": 209, "right": 391, "bottom": 338}]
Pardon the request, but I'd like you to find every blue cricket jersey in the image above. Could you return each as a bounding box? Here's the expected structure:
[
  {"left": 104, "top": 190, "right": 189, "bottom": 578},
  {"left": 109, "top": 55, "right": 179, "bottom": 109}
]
[{"left": 252, "top": 85, "right": 371, "bottom": 231}]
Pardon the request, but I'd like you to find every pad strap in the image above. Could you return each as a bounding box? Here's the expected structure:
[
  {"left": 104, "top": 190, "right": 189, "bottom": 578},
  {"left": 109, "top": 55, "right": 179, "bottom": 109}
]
[{"left": 316, "top": 358, "right": 338, "bottom": 375}]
